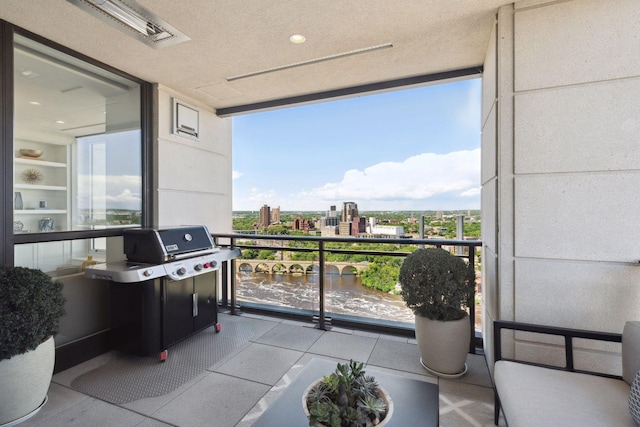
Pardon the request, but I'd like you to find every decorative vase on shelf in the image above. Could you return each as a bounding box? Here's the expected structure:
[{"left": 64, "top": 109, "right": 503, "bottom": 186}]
[{"left": 14, "top": 192, "right": 23, "bottom": 210}]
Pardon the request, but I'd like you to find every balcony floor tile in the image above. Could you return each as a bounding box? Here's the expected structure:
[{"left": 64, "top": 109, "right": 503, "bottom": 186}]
[{"left": 33, "top": 312, "right": 506, "bottom": 426}]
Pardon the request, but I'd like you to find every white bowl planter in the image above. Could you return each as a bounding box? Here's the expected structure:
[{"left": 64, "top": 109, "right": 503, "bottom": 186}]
[
  {"left": 0, "top": 336, "right": 55, "bottom": 426},
  {"left": 302, "top": 378, "right": 394, "bottom": 427}
]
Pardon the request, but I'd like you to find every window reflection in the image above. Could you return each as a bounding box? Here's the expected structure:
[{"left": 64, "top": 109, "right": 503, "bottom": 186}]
[
  {"left": 74, "top": 130, "right": 142, "bottom": 229},
  {"left": 14, "top": 237, "right": 122, "bottom": 276}
]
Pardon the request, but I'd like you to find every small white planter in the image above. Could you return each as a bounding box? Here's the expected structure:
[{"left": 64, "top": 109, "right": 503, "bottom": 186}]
[
  {"left": 414, "top": 315, "right": 470, "bottom": 378},
  {"left": 0, "top": 336, "right": 54, "bottom": 426},
  {"left": 302, "top": 378, "right": 394, "bottom": 427}
]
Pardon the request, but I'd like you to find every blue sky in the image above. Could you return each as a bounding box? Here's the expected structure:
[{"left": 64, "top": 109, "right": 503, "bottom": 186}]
[{"left": 232, "top": 78, "right": 481, "bottom": 212}]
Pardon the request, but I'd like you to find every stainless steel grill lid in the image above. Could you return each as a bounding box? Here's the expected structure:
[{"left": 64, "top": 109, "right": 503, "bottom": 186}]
[{"left": 123, "top": 226, "right": 216, "bottom": 264}]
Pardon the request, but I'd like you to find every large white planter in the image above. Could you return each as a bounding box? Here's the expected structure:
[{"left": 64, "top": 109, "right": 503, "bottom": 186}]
[
  {"left": 414, "top": 315, "right": 470, "bottom": 378},
  {"left": 0, "top": 336, "right": 54, "bottom": 426}
]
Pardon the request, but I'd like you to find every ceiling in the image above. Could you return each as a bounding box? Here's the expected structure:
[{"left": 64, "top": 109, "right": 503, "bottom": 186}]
[{"left": 0, "top": 0, "right": 511, "bottom": 115}]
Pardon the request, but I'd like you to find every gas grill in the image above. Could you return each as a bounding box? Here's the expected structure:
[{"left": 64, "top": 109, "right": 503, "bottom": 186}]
[{"left": 85, "top": 226, "right": 240, "bottom": 361}]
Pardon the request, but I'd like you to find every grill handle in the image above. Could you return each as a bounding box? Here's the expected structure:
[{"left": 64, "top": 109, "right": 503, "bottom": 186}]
[{"left": 171, "top": 248, "right": 219, "bottom": 261}]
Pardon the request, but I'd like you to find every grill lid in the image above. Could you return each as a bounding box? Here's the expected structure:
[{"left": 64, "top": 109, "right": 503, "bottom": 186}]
[{"left": 123, "top": 226, "right": 216, "bottom": 264}]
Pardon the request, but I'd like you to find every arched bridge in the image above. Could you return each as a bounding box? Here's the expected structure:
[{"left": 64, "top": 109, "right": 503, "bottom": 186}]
[{"left": 237, "top": 259, "right": 368, "bottom": 275}]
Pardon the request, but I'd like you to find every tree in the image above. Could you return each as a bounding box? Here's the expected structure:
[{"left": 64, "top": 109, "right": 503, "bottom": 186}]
[
  {"left": 257, "top": 250, "right": 276, "bottom": 260},
  {"left": 241, "top": 248, "right": 259, "bottom": 259},
  {"left": 360, "top": 263, "right": 399, "bottom": 293}
]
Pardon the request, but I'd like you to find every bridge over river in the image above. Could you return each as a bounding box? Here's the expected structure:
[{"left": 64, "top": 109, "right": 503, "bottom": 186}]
[{"left": 237, "top": 259, "right": 368, "bottom": 275}]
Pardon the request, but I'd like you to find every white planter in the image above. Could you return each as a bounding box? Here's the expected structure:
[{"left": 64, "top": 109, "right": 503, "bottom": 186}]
[
  {"left": 0, "top": 336, "right": 54, "bottom": 426},
  {"left": 414, "top": 315, "right": 470, "bottom": 378}
]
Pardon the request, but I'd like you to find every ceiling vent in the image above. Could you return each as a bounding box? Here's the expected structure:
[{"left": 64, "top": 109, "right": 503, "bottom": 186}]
[{"left": 67, "top": 0, "right": 190, "bottom": 48}]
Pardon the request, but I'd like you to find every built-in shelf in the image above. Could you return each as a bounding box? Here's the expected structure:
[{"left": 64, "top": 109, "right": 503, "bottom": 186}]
[
  {"left": 15, "top": 184, "right": 67, "bottom": 191},
  {"left": 15, "top": 209, "right": 67, "bottom": 215},
  {"left": 15, "top": 157, "right": 67, "bottom": 168}
]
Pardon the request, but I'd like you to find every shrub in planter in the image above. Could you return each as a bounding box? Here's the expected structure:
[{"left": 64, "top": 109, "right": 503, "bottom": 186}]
[
  {"left": 0, "top": 266, "right": 65, "bottom": 425},
  {"left": 0, "top": 266, "right": 66, "bottom": 360},
  {"left": 399, "top": 248, "right": 475, "bottom": 377}
]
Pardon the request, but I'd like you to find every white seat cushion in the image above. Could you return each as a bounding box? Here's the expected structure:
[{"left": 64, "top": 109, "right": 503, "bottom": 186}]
[{"left": 495, "top": 360, "right": 634, "bottom": 427}]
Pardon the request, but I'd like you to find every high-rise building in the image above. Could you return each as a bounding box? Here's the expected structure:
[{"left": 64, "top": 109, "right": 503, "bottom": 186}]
[
  {"left": 341, "top": 202, "right": 358, "bottom": 222},
  {"left": 259, "top": 204, "right": 271, "bottom": 227},
  {"left": 325, "top": 217, "right": 339, "bottom": 227},
  {"left": 271, "top": 206, "right": 280, "bottom": 223},
  {"left": 327, "top": 205, "right": 337, "bottom": 218}
]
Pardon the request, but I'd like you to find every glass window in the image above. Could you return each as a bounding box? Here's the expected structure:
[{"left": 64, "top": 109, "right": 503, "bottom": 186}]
[{"left": 13, "top": 34, "right": 142, "bottom": 234}]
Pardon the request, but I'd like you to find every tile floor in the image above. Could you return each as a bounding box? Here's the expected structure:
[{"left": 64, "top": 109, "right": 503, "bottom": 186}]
[{"left": 19, "top": 312, "right": 506, "bottom": 426}]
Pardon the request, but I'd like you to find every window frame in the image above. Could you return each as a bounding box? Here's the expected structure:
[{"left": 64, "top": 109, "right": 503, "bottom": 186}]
[{"left": 0, "top": 19, "right": 153, "bottom": 266}]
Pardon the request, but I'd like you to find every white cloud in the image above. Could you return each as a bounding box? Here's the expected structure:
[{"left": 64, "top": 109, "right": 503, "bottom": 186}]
[
  {"left": 234, "top": 150, "right": 481, "bottom": 211},
  {"left": 106, "top": 189, "right": 139, "bottom": 203},
  {"left": 232, "top": 170, "right": 243, "bottom": 180},
  {"left": 460, "top": 187, "right": 481, "bottom": 197},
  {"left": 300, "top": 149, "right": 480, "bottom": 205}
]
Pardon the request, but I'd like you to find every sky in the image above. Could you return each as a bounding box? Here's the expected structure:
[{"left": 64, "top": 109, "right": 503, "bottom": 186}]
[{"left": 232, "top": 78, "right": 481, "bottom": 212}]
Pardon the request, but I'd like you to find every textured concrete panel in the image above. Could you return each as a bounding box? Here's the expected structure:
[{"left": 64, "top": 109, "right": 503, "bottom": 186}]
[
  {"left": 481, "top": 22, "right": 497, "bottom": 127},
  {"left": 514, "top": 173, "right": 640, "bottom": 262},
  {"left": 481, "top": 179, "right": 497, "bottom": 250},
  {"left": 158, "top": 140, "right": 229, "bottom": 193},
  {"left": 483, "top": 246, "right": 498, "bottom": 320},
  {"left": 514, "top": 0, "right": 640, "bottom": 91},
  {"left": 514, "top": 257, "right": 640, "bottom": 332},
  {"left": 481, "top": 106, "right": 497, "bottom": 185},
  {"left": 515, "top": 79, "right": 640, "bottom": 174},
  {"left": 157, "top": 191, "right": 231, "bottom": 233},
  {"left": 155, "top": 86, "right": 233, "bottom": 232}
]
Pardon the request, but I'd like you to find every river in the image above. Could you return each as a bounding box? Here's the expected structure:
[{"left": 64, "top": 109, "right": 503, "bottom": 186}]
[{"left": 235, "top": 272, "right": 415, "bottom": 324}]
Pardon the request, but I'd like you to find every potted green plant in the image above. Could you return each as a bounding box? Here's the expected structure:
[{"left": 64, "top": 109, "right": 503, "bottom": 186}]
[
  {"left": 303, "top": 360, "right": 393, "bottom": 427},
  {"left": 0, "top": 266, "right": 65, "bottom": 425},
  {"left": 399, "top": 247, "right": 475, "bottom": 377}
]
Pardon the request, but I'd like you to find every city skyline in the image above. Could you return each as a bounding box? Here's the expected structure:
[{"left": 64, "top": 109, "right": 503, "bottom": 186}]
[{"left": 232, "top": 78, "right": 481, "bottom": 212}]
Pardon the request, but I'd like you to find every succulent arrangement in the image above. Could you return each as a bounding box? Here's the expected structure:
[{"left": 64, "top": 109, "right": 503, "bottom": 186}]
[{"left": 305, "top": 360, "right": 389, "bottom": 427}]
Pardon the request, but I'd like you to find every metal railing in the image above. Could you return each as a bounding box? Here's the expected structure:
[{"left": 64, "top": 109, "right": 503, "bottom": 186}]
[{"left": 212, "top": 233, "right": 483, "bottom": 353}]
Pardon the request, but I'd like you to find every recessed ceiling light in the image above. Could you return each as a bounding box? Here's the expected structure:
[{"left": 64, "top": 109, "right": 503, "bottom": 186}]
[
  {"left": 20, "top": 70, "right": 40, "bottom": 79},
  {"left": 29, "top": 101, "right": 41, "bottom": 105},
  {"left": 55, "top": 120, "right": 65, "bottom": 124},
  {"left": 289, "top": 34, "right": 306, "bottom": 44}
]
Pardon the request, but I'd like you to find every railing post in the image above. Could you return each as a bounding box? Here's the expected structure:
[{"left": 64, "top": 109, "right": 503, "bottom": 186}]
[
  {"left": 230, "top": 237, "right": 237, "bottom": 315},
  {"left": 318, "top": 240, "right": 326, "bottom": 330},
  {"left": 221, "top": 260, "right": 228, "bottom": 309},
  {"left": 468, "top": 243, "right": 476, "bottom": 354}
]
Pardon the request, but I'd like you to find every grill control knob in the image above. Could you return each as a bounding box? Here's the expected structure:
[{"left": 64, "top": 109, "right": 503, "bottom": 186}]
[
  {"left": 143, "top": 269, "right": 153, "bottom": 277},
  {"left": 194, "top": 264, "right": 203, "bottom": 271},
  {"left": 176, "top": 267, "right": 187, "bottom": 276},
  {"left": 209, "top": 260, "right": 217, "bottom": 268}
]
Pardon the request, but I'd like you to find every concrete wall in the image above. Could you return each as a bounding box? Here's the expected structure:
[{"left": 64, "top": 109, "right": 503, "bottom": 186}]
[
  {"left": 484, "top": 0, "right": 640, "bottom": 371},
  {"left": 154, "top": 85, "right": 233, "bottom": 233}
]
